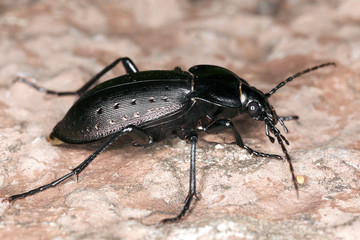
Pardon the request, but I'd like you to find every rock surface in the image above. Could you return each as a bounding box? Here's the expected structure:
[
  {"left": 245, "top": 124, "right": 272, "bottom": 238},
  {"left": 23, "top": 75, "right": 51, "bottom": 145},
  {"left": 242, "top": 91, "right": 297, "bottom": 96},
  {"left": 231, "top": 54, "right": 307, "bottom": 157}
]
[{"left": 0, "top": 0, "right": 359, "bottom": 239}]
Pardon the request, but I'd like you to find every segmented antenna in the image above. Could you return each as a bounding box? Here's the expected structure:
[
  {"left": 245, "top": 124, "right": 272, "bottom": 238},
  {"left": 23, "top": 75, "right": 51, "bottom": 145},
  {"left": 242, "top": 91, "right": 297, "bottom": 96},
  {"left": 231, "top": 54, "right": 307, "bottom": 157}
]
[{"left": 265, "top": 62, "right": 336, "bottom": 98}]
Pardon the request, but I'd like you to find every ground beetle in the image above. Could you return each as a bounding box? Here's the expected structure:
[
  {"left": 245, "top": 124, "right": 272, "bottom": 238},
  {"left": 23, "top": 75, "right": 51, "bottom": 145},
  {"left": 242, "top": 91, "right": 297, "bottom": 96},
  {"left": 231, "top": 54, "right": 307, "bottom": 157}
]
[{"left": 5, "top": 57, "right": 335, "bottom": 222}]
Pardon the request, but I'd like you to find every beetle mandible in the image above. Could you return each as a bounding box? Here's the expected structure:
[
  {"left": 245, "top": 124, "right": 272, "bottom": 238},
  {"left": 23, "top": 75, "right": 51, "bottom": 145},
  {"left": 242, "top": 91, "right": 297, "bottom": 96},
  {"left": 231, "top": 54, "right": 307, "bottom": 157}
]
[{"left": 6, "top": 57, "right": 335, "bottom": 222}]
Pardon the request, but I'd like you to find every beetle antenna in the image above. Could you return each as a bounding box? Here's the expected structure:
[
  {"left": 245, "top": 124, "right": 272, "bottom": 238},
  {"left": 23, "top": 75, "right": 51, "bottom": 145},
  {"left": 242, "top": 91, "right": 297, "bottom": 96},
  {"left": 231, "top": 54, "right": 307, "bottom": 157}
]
[{"left": 265, "top": 62, "right": 336, "bottom": 98}]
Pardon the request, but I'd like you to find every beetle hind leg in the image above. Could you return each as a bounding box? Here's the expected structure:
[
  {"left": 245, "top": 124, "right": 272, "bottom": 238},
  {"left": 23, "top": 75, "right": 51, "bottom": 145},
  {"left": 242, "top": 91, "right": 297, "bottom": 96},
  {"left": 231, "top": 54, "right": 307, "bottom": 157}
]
[{"left": 17, "top": 57, "right": 139, "bottom": 96}]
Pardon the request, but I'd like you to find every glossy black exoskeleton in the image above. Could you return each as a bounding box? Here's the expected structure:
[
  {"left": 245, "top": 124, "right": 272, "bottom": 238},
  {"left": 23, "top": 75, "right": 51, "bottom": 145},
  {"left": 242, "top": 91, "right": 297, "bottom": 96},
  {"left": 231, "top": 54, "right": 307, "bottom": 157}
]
[{"left": 6, "top": 57, "right": 335, "bottom": 222}]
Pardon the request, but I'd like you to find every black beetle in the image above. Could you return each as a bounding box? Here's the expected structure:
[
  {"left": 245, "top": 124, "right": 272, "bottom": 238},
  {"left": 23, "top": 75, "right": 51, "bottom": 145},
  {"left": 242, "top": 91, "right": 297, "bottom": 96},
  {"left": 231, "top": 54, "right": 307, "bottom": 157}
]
[{"left": 6, "top": 57, "right": 335, "bottom": 222}]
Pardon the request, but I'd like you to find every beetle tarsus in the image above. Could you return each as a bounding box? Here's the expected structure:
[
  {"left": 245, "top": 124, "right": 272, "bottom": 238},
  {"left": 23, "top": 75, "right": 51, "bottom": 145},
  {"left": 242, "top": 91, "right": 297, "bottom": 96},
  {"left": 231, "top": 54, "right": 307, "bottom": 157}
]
[{"left": 161, "top": 193, "right": 196, "bottom": 223}]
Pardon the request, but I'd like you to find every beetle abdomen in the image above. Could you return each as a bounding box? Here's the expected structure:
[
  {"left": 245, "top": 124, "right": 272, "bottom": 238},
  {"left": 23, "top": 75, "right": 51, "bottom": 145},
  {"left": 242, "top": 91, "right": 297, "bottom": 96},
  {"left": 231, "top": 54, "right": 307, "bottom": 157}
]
[{"left": 51, "top": 71, "right": 192, "bottom": 143}]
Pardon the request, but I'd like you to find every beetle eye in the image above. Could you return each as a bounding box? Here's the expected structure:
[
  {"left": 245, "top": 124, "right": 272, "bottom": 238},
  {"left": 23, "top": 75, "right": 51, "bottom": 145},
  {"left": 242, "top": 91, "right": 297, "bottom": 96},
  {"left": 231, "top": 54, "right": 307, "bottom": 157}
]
[{"left": 248, "top": 101, "right": 260, "bottom": 115}]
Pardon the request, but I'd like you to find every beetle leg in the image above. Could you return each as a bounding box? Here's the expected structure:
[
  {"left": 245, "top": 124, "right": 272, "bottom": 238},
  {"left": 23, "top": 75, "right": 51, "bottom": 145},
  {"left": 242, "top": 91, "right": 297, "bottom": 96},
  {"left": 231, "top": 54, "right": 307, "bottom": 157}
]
[
  {"left": 129, "top": 126, "right": 156, "bottom": 147},
  {"left": 5, "top": 126, "right": 136, "bottom": 202},
  {"left": 161, "top": 131, "right": 198, "bottom": 223},
  {"left": 209, "top": 119, "right": 299, "bottom": 197},
  {"left": 17, "top": 57, "right": 139, "bottom": 96},
  {"left": 173, "top": 66, "right": 183, "bottom": 72},
  {"left": 205, "top": 119, "right": 283, "bottom": 159}
]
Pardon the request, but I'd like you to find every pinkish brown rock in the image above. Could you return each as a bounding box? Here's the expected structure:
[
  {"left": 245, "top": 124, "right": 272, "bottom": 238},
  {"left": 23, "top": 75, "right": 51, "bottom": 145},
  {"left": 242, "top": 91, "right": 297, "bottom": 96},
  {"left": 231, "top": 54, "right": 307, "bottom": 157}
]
[{"left": 0, "top": 0, "right": 359, "bottom": 239}]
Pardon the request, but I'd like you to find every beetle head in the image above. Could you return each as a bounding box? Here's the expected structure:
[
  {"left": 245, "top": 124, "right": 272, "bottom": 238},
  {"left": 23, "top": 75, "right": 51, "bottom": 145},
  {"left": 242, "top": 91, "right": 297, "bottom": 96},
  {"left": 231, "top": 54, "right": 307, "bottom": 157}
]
[
  {"left": 239, "top": 62, "right": 335, "bottom": 197},
  {"left": 240, "top": 84, "right": 291, "bottom": 148},
  {"left": 241, "top": 85, "right": 278, "bottom": 124},
  {"left": 243, "top": 62, "right": 336, "bottom": 144}
]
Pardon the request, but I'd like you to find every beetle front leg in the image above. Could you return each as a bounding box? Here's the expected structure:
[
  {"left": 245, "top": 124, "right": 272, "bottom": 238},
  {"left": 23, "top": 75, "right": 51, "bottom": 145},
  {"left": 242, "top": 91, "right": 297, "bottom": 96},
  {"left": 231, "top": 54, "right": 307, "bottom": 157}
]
[
  {"left": 206, "top": 119, "right": 283, "bottom": 160},
  {"left": 161, "top": 131, "right": 198, "bottom": 223},
  {"left": 17, "top": 57, "right": 139, "bottom": 96}
]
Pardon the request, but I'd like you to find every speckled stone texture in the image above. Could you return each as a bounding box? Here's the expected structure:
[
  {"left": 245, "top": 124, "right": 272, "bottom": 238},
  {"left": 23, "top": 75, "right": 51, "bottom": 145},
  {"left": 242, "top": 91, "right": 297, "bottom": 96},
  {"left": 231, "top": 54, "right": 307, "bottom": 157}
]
[{"left": 0, "top": 0, "right": 359, "bottom": 239}]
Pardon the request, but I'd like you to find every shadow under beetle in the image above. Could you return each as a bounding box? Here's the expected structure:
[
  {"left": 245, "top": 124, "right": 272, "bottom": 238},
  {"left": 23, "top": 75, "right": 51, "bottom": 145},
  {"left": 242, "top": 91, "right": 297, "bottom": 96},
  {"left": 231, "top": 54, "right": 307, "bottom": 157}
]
[{"left": 6, "top": 57, "right": 335, "bottom": 222}]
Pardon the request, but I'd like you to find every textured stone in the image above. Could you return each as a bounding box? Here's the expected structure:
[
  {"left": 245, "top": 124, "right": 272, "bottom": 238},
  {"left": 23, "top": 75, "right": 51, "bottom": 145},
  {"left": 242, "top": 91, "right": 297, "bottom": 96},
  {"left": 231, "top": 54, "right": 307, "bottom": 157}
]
[{"left": 0, "top": 0, "right": 359, "bottom": 239}]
